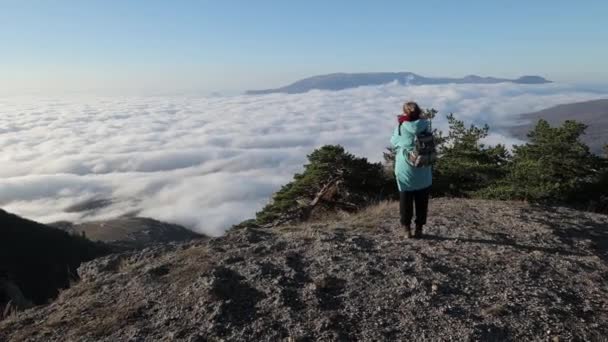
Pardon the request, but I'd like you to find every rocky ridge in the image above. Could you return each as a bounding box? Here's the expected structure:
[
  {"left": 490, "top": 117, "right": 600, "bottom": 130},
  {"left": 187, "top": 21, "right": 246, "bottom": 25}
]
[{"left": 1, "top": 199, "right": 607, "bottom": 341}]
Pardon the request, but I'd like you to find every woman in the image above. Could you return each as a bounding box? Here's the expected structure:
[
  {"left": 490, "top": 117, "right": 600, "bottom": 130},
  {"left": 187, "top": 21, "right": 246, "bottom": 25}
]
[{"left": 390, "top": 101, "right": 432, "bottom": 238}]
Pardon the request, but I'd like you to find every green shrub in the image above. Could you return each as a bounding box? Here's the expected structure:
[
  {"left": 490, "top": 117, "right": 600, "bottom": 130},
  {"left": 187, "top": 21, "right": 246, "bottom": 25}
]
[{"left": 565, "top": 156, "right": 608, "bottom": 213}]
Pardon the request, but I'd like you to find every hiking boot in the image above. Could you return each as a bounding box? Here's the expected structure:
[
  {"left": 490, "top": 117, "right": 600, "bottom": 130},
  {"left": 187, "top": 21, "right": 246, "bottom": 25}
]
[
  {"left": 414, "top": 224, "right": 423, "bottom": 238},
  {"left": 403, "top": 225, "right": 412, "bottom": 239}
]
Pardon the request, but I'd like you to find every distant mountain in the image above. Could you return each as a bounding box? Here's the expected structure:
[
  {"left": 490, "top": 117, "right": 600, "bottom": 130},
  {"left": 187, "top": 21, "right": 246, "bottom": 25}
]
[
  {"left": 53, "top": 197, "right": 204, "bottom": 250},
  {"left": 246, "top": 72, "right": 551, "bottom": 94},
  {"left": 509, "top": 99, "right": 608, "bottom": 155},
  {"left": 52, "top": 217, "right": 204, "bottom": 250}
]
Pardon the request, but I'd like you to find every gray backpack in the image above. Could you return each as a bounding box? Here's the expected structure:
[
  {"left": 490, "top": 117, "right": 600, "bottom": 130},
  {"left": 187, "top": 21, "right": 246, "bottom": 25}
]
[{"left": 399, "top": 121, "right": 437, "bottom": 167}]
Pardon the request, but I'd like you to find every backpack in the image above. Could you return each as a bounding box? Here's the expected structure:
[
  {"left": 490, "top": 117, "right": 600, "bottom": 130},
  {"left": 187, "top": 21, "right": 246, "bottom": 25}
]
[{"left": 399, "top": 121, "right": 437, "bottom": 167}]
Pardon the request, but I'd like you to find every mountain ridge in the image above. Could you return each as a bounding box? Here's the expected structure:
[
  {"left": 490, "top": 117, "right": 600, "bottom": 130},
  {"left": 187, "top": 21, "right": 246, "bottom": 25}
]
[{"left": 246, "top": 72, "right": 551, "bottom": 94}]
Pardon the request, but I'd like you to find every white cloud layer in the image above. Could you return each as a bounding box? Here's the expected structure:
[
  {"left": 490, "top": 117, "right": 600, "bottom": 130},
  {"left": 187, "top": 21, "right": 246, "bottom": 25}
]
[{"left": 1, "top": 82, "right": 607, "bottom": 235}]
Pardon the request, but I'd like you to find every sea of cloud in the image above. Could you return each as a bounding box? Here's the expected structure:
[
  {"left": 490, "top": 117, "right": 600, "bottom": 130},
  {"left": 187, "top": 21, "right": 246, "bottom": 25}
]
[{"left": 1, "top": 82, "right": 607, "bottom": 235}]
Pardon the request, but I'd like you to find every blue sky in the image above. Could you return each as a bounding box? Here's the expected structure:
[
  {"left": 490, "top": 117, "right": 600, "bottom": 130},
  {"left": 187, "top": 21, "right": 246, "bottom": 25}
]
[{"left": 1, "top": 0, "right": 607, "bottom": 94}]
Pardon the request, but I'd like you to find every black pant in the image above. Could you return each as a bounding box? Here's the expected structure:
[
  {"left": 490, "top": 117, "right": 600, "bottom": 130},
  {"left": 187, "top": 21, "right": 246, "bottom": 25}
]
[{"left": 399, "top": 187, "right": 430, "bottom": 226}]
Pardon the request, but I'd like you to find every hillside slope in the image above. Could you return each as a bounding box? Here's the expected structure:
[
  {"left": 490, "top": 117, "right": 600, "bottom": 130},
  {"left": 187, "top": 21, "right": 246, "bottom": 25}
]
[
  {"left": 2, "top": 199, "right": 607, "bottom": 341},
  {"left": 510, "top": 99, "right": 608, "bottom": 155},
  {"left": 0, "top": 209, "right": 110, "bottom": 315}
]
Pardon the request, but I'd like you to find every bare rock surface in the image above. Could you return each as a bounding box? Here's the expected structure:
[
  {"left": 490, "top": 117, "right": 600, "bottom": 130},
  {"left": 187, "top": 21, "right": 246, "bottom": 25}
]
[{"left": 1, "top": 199, "right": 608, "bottom": 341}]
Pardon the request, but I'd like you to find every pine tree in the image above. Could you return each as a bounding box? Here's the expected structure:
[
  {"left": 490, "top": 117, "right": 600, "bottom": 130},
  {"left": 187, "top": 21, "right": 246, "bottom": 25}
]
[
  {"left": 433, "top": 114, "right": 509, "bottom": 197},
  {"left": 499, "top": 119, "right": 602, "bottom": 202},
  {"left": 256, "top": 145, "right": 394, "bottom": 226}
]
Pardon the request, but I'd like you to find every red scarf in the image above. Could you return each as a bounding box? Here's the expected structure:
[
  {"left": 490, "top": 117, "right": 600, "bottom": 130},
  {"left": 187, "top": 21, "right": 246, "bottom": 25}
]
[{"left": 397, "top": 114, "right": 414, "bottom": 123}]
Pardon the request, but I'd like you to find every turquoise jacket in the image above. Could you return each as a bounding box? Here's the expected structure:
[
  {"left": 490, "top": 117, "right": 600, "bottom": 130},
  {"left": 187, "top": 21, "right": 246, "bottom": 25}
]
[{"left": 390, "top": 119, "right": 433, "bottom": 192}]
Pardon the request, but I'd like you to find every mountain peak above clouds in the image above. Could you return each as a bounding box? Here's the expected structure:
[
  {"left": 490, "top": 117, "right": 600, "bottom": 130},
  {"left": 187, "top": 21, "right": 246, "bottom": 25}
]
[
  {"left": 513, "top": 75, "right": 552, "bottom": 84},
  {"left": 246, "top": 72, "right": 551, "bottom": 94}
]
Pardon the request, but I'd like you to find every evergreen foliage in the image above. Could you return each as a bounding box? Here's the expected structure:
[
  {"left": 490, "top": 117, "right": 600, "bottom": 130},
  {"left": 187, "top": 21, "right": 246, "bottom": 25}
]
[
  {"left": 256, "top": 145, "right": 394, "bottom": 225},
  {"left": 486, "top": 120, "right": 603, "bottom": 202},
  {"left": 433, "top": 114, "right": 510, "bottom": 197}
]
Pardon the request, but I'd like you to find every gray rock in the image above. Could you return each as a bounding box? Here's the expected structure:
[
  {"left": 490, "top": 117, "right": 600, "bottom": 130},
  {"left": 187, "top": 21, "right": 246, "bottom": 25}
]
[{"left": 2, "top": 199, "right": 607, "bottom": 341}]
